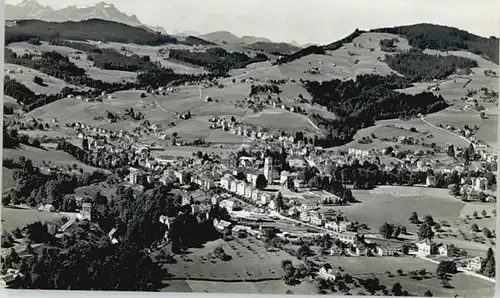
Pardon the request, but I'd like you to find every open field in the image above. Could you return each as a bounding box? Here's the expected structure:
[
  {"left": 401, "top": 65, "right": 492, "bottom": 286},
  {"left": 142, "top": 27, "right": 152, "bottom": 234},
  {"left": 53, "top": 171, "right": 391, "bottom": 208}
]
[
  {"left": 4, "top": 63, "right": 87, "bottom": 95},
  {"left": 329, "top": 186, "right": 495, "bottom": 256},
  {"left": 7, "top": 41, "right": 78, "bottom": 56},
  {"left": 242, "top": 108, "right": 320, "bottom": 133},
  {"left": 1, "top": 207, "right": 66, "bottom": 232},
  {"left": 164, "top": 237, "right": 304, "bottom": 281},
  {"left": 86, "top": 40, "right": 207, "bottom": 75},
  {"left": 331, "top": 186, "right": 465, "bottom": 234},
  {"left": 3, "top": 95, "right": 22, "bottom": 112},
  {"left": 2, "top": 167, "right": 17, "bottom": 191},
  {"left": 162, "top": 279, "right": 318, "bottom": 294},
  {"left": 230, "top": 32, "right": 407, "bottom": 84},
  {"left": 336, "top": 111, "right": 475, "bottom": 154},
  {"left": 317, "top": 255, "right": 494, "bottom": 297},
  {"left": 3, "top": 144, "right": 103, "bottom": 173}
]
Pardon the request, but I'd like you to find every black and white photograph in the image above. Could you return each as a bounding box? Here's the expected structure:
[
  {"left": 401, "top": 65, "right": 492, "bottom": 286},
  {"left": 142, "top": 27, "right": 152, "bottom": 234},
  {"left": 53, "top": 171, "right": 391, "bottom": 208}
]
[{"left": 0, "top": 0, "right": 498, "bottom": 296}]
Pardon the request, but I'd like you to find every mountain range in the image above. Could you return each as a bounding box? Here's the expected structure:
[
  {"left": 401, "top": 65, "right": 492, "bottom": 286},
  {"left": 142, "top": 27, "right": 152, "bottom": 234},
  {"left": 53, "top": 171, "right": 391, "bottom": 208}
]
[
  {"left": 5, "top": 0, "right": 168, "bottom": 34},
  {"left": 5, "top": 1, "right": 307, "bottom": 48}
]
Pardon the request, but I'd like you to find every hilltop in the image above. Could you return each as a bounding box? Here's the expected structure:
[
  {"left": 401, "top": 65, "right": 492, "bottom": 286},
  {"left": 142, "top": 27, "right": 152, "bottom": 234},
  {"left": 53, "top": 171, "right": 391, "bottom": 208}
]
[{"left": 5, "top": 19, "right": 177, "bottom": 46}]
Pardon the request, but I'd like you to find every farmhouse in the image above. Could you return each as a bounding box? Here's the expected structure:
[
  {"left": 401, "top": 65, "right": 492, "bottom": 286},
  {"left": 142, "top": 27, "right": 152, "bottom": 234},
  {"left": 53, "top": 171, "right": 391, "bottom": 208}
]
[
  {"left": 338, "top": 231, "right": 358, "bottom": 244},
  {"left": 437, "top": 243, "right": 449, "bottom": 257},
  {"left": 330, "top": 243, "right": 344, "bottom": 256},
  {"left": 325, "top": 220, "right": 352, "bottom": 232},
  {"left": 375, "top": 243, "right": 403, "bottom": 256},
  {"left": 318, "top": 264, "right": 337, "bottom": 281},
  {"left": 416, "top": 239, "right": 436, "bottom": 256},
  {"left": 467, "top": 256, "right": 484, "bottom": 272}
]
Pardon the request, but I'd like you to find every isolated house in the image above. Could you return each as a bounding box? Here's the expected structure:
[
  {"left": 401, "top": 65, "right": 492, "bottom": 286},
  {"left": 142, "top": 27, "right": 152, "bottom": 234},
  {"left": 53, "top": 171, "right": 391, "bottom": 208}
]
[
  {"left": 467, "top": 256, "right": 484, "bottom": 272},
  {"left": 318, "top": 264, "right": 337, "bottom": 281}
]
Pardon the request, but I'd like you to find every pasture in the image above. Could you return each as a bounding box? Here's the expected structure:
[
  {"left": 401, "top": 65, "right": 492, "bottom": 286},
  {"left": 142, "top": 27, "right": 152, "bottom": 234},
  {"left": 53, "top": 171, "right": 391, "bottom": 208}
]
[
  {"left": 3, "top": 144, "right": 103, "bottom": 173},
  {"left": 1, "top": 207, "right": 66, "bottom": 232},
  {"left": 162, "top": 279, "right": 318, "bottom": 294},
  {"left": 329, "top": 186, "right": 465, "bottom": 234},
  {"left": 318, "top": 255, "right": 494, "bottom": 297},
  {"left": 86, "top": 40, "right": 207, "bottom": 75},
  {"left": 241, "top": 109, "right": 320, "bottom": 133},
  {"left": 164, "top": 237, "right": 304, "bottom": 281},
  {"left": 4, "top": 63, "right": 86, "bottom": 95},
  {"left": 2, "top": 167, "right": 17, "bottom": 191}
]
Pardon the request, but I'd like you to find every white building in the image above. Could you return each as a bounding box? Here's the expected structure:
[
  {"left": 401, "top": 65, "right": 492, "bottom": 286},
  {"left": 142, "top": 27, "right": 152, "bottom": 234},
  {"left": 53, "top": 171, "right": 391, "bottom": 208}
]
[
  {"left": 264, "top": 157, "right": 274, "bottom": 183},
  {"left": 318, "top": 264, "right": 337, "bottom": 281}
]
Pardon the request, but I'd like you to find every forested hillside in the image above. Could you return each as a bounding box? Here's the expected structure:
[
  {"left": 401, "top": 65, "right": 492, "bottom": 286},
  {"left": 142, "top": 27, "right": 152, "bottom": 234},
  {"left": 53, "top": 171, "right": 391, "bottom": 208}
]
[
  {"left": 169, "top": 48, "right": 268, "bottom": 74},
  {"left": 304, "top": 74, "right": 449, "bottom": 146},
  {"left": 385, "top": 49, "right": 479, "bottom": 81},
  {"left": 5, "top": 19, "right": 178, "bottom": 46},
  {"left": 372, "top": 23, "right": 499, "bottom": 64}
]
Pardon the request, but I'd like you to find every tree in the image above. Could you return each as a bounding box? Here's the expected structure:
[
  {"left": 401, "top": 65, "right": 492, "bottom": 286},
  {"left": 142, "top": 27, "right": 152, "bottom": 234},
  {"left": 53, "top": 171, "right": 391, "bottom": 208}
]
[
  {"left": 409, "top": 212, "right": 419, "bottom": 224},
  {"left": 447, "top": 144, "right": 455, "bottom": 157},
  {"left": 481, "top": 248, "right": 495, "bottom": 277},
  {"left": 436, "top": 260, "right": 457, "bottom": 276},
  {"left": 393, "top": 225, "right": 402, "bottom": 238},
  {"left": 391, "top": 282, "right": 403, "bottom": 296},
  {"left": 274, "top": 191, "right": 285, "bottom": 211},
  {"left": 424, "top": 290, "right": 433, "bottom": 297},
  {"left": 379, "top": 222, "right": 395, "bottom": 239},
  {"left": 33, "top": 76, "right": 44, "bottom": 85},
  {"left": 424, "top": 215, "right": 435, "bottom": 225},
  {"left": 482, "top": 228, "right": 492, "bottom": 238},
  {"left": 256, "top": 174, "right": 268, "bottom": 190},
  {"left": 493, "top": 209, "right": 497, "bottom": 216},
  {"left": 481, "top": 209, "right": 487, "bottom": 218},
  {"left": 9, "top": 248, "right": 20, "bottom": 263},
  {"left": 471, "top": 223, "right": 479, "bottom": 232},
  {"left": 396, "top": 269, "right": 403, "bottom": 275},
  {"left": 296, "top": 244, "right": 313, "bottom": 259},
  {"left": 3, "top": 195, "right": 11, "bottom": 206},
  {"left": 418, "top": 223, "right": 434, "bottom": 240}
]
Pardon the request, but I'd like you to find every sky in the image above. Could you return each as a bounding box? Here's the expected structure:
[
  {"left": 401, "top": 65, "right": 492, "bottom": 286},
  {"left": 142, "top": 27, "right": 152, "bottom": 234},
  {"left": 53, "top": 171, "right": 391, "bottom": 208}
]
[{"left": 6, "top": 0, "right": 500, "bottom": 44}]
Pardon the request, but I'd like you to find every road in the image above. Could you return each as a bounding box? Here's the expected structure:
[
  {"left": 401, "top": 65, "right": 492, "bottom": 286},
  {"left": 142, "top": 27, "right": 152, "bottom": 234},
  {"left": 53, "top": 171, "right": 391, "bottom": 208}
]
[
  {"left": 416, "top": 255, "right": 496, "bottom": 283},
  {"left": 419, "top": 116, "right": 472, "bottom": 145}
]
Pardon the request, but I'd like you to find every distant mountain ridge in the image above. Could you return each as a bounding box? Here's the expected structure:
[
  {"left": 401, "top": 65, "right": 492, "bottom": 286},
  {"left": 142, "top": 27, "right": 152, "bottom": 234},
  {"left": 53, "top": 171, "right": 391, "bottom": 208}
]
[{"left": 5, "top": 0, "right": 168, "bottom": 34}]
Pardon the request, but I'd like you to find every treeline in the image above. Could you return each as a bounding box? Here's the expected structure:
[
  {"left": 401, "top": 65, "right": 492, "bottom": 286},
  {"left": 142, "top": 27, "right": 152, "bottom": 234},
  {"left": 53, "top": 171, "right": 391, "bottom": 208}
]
[
  {"left": 379, "top": 38, "right": 399, "bottom": 52},
  {"left": 7, "top": 220, "right": 164, "bottom": 291},
  {"left": 371, "top": 23, "right": 499, "bottom": 64},
  {"left": 3, "top": 75, "right": 36, "bottom": 106},
  {"left": 249, "top": 84, "right": 281, "bottom": 96},
  {"left": 3, "top": 156, "right": 108, "bottom": 210},
  {"left": 88, "top": 48, "right": 161, "bottom": 72},
  {"left": 50, "top": 40, "right": 162, "bottom": 72},
  {"left": 5, "top": 19, "right": 178, "bottom": 46},
  {"left": 275, "top": 29, "right": 364, "bottom": 65},
  {"left": 275, "top": 45, "right": 325, "bottom": 65},
  {"left": 169, "top": 48, "right": 268, "bottom": 74},
  {"left": 5, "top": 49, "right": 87, "bottom": 84},
  {"left": 181, "top": 36, "right": 216, "bottom": 46},
  {"left": 304, "top": 74, "right": 448, "bottom": 146},
  {"left": 385, "top": 49, "right": 478, "bottom": 81},
  {"left": 49, "top": 39, "right": 101, "bottom": 53}
]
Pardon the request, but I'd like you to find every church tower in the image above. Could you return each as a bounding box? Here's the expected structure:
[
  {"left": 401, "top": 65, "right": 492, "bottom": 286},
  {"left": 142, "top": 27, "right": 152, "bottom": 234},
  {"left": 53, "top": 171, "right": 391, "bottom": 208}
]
[{"left": 264, "top": 157, "right": 274, "bottom": 184}]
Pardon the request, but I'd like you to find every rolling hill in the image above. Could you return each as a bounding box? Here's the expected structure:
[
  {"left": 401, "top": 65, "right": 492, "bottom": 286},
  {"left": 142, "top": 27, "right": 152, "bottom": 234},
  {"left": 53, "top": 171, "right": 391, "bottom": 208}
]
[
  {"left": 5, "top": 0, "right": 168, "bottom": 34},
  {"left": 4, "top": 18, "right": 177, "bottom": 46}
]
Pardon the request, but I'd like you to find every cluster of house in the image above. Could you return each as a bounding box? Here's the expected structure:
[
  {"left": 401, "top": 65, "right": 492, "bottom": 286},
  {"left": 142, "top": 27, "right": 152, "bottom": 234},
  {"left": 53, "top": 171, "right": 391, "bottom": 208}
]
[{"left": 415, "top": 239, "right": 485, "bottom": 273}]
